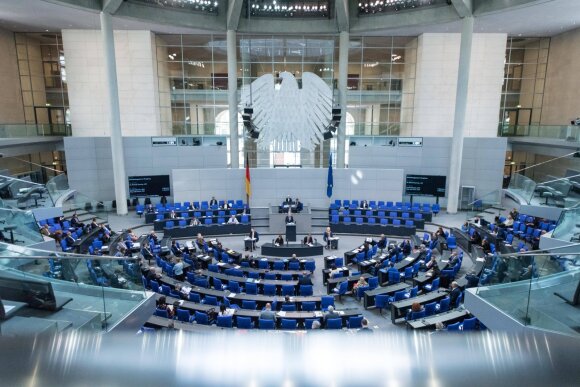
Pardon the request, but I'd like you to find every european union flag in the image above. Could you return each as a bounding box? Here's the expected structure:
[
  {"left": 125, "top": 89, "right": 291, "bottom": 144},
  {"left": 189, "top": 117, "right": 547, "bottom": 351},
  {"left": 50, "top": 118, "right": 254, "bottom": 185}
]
[{"left": 327, "top": 153, "right": 333, "bottom": 198}]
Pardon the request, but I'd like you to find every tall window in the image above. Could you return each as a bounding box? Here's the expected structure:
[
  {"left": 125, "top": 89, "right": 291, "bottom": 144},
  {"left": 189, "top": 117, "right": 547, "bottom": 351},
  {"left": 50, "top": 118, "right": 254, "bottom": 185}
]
[
  {"left": 347, "top": 36, "right": 417, "bottom": 136},
  {"left": 499, "top": 37, "right": 550, "bottom": 130},
  {"left": 15, "top": 33, "right": 70, "bottom": 135}
]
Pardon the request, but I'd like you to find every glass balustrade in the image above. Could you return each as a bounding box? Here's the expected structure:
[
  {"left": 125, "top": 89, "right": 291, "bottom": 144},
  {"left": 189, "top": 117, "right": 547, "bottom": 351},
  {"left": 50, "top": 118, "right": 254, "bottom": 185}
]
[
  {"left": 498, "top": 124, "right": 580, "bottom": 142},
  {"left": 0, "top": 175, "right": 56, "bottom": 210},
  {"left": 507, "top": 173, "right": 537, "bottom": 205},
  {"left": 0, "top": 242, "right": 148, "bottom": 332},
  {"left": 552, "top": 207, "right": 580, "bottom": 242},
  {"left": 473, "top": 249, "right": 580, "bottom": 336},
  {"left": 0, "top": 123, "right": 71, "bottom": 138},
  {"left": 0, "top": 207, "right": 43, "bottom": 246}
]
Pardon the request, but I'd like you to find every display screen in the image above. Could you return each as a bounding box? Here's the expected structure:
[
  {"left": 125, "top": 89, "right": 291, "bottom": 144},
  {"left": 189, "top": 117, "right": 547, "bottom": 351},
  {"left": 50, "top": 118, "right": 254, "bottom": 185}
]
[
  {"left": 128, "top": 175, "right": 171, "bottom": 197},
  {"left": 405, "top": 174, "right": 447, "bottom": 197}
]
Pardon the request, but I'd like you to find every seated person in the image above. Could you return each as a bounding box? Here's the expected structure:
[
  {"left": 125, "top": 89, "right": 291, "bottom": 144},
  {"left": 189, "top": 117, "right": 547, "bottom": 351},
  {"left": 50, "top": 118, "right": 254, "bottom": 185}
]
[
  {"left": 40, "top": 224, "right": 51, "bottom": 237},
  {"left": 481, "top": 239, "right": 492, "bottom": 255},
  {"left": 323, "top": 305, "right": 340, "bottom": 327},
  {"left": 504, "top": 214, "right": 514, "bottom": 227},
  {"left": 448, "top": 251, "right": 460, "bottom": 266},
  {"left": 435, "top": 227, "right": 446, "bottom": 239},
  {"left": 190, "top": 217, "right": 200, "bottom": 226},
  {"left": 90, "top": 217, "right": 99, "bottom": 230},
  {"left": 169, "top": 210, "right": 177, "bottom": 219},
  {"left": 295, "top": 198, "right": 303, "bottom": 212},
  {"left": 448, "top": 281, "right": 461, "bottom": 306},
  {"left": 149, "top": 231, "right": 159, "bottom": 245},
  {"left": 126, "top": 229, "right": 139, "bottom": 242},
  {"left": 146, "top": 204, "right": 155, "bottom": 213},
  {"left": 260, "top": 303, "right": 277, "bottom": 322},
  {"left": 352, "top": 276, "right": 368, "bottom": 294},
  {"left": 156, "top": 296, "right": 174, "bottom": 318},
  {"left": 303, "top": 233, "right": 314, "bottom": 245},
  {"left": 141, "top": 243, "right": 154, "bottom": 261},
  {"left": 70, "top": 212, "right": 84, "bottom": 228},
  {"left": 323, "top": 227, "right": 333, "bottom": 249},
  {"left": 284, "top": 195, "right": 293, "bottom": 204},
  {"left": 299, "top": 271, "right": 313, "bottom": 286},
  {"left": 406, "top": 301, "right": 424, "bottom": 320},
  {"left": 218, "top": 304, "right": 235, "bottom": 317},
  {"left": 465, "top": 271, "right": 480, "bottom": 288},
  {"left": 361, "top": 240, "right": 371, "bottom": 255},
  {"left": 470, "top": 230, "right": 482, "bottom": 246},
  {"left": 99, "top": 224, "right": 111, "bottom": 243},
  {"left": 281, "top": 295, "right": 295, "bottom": 309},
  {"left": 360, "top": 200, "right": 369, "bottom": 209},
  {"left": 187, "top": 202, "right": 196, "bottom": 210},
  {"left": 274, "top": 234, "right": 285, "bottom": 246},
  {"left": 519, "top": 264, "right": 534, "bottom": 280},
  {"left": 170, "top": 240, "right": 183, "bottom": 257},
  {"left": 473, "top": 216, "right": 481, "bottom": 225},
  {"left": 227, "top": 214, "right": 239, "bottom": 224},
  {"left": 329, "top": 264, "right": 341, "bottom": 278},
  {"left": 209, "top": 196, "right": 218, "bottom": 206},
  {"left": 461, "top": 222, "right": 469, "bottom": 232},
  {"left": 377, "top": 234, "right": 388, "bottom": 251},
  {"left": 400, "top": 239, "right": 412, "bottom": 256},
  {"left": 64, "top": 231, "right": 76, "bottom": 246},
  {"left": 289, "top": 253, "right": 299, "bottom": 263},
  {"left": 285, "top": 210, "right": 295, "bottom": 224},
  {"left": 425, "top": 256, "right": 440, "bottom": 276}
]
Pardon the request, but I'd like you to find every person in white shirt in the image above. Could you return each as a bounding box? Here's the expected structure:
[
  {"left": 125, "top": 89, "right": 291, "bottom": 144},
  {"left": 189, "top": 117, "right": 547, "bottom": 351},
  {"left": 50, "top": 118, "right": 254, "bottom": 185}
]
[{"left": 227, "top": 214, "right": 239, "bottom": 224}]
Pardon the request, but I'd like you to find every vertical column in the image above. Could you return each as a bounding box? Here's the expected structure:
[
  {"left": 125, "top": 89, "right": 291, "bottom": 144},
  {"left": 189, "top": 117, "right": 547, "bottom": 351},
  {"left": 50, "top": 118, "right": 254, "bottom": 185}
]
[
  {"left": 100, "top": 12, "right": 128, "bottom": 215},
  {"left": 447, "top": 16, "right": 474, "bottom": 214},
  {"left": 336, "top": 31, "right": 349, "bottom": 168},
  {"left": 227, "top": 30, "right": 240, "bottom": 168}
]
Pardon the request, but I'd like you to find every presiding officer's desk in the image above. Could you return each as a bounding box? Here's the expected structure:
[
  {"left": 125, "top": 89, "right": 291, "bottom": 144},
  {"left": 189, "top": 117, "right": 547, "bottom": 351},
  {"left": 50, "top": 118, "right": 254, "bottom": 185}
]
[
  {"left": 326, "top": 273, "right": 371, "bottom": 294},
  {"left": 363, "top": 282, "right": 410, "bottom": 309},
  {"left": 390, "top": 290, "right": 449, "bottom": 323},
  {"left": 164, "top": 223, "right": 251, "bottom": 238},
  {"left": 261, "top": 242, "right": 324, "bottom": 257},
  {"left": 406, "top": 309, "right": 470, "bottom": 330}
]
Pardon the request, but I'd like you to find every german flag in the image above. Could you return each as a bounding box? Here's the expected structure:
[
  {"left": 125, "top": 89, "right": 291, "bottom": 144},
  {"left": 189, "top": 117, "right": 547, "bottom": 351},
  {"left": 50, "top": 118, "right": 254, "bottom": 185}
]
[{"left": 245, "top": 153, "right": 251, "bottom": 200}]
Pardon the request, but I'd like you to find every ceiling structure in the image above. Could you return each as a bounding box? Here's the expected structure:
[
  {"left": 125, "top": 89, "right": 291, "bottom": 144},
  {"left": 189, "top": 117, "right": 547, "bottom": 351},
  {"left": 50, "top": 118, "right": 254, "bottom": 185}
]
[{"left": 0, "top": 0, "right": 578, "bottom": 37}]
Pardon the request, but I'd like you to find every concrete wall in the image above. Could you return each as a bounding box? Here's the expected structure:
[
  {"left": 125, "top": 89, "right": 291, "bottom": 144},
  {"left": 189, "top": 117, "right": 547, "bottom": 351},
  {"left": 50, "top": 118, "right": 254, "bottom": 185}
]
[
  {"left": 411, "top": 33, "right": 506, "bottom": 137},
  {"left": 172, "top": 168, "right": 404, "bottom": 208},
  {"left": 62, "top": 30, "right": 161, "bottom": 136},
  {"left": 0, "top": 28, "right": 25, "bottom": 123},
  {"left": 64, "top": 137, "right": 227, "bottom": 201},
  {"left": 349, "top": 137, "right": 507, "bottom": 206},
  {"left": 541, "top": 27, "right": 580, "bottom": 125}
]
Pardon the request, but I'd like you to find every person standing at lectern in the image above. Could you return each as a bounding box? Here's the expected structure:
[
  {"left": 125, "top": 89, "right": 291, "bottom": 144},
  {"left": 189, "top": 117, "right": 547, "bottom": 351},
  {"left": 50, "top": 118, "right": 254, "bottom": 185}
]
[
  {"left": 285, "top": 209, "right": 295, "bottom": 224},
  {"left": 274, "top": 234, "right": 285, "bottom": 246},
  {"left": 323, "top": 227, "right": 333, "bottom": 249}
]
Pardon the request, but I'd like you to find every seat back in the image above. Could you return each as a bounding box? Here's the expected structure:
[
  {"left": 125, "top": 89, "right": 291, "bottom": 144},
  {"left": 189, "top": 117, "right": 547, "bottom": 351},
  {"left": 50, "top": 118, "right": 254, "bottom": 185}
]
[
  {"left": 348, "top": 315, "right": 363, "bottom": 329},
  {"left": 245, "top": 282, "right": 258, "bottom": 295},
  {"left": 263, "top": 284, "right": 276, "bottom": 296},
  {"left": 281, "top": 319, "right": 297, "bottom": 330},
  {"left": 425, "top": 302, "right": 437, "bottom": 316},
  {"left": 176, "top": 308, "right": 191, "bottom": 322},
  {"left": 301, "top": 301, "right": 316, "bottom": 312},
  {"left": 242, "top": 300, "right": 256, "bottom": 310},
  {"left": 281, "top": 304, "right": 296, "bottom": 312},
  {"left": 237, "top": 316, "right": 253, "bottom": 329},
  {"left": 321, "top": 295, "right": 334, "bottom": 310},
  {"left": 217, "top": 315, "right": 233, "bottom": 328},
  {"left": 300, "top": 285, "right": 313, "bottom": 296},
  {"left": 259, "top": 319, "right": 275, "bottom": 330},
  {"left": 462, "top": 317, "right": 477, "bottom": 330},
  {"left": 326, "top": 318, "right": 342, "bottom": 329},
  {"left": 195, "top": 311, "right": 209, "bottom": 325}
]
